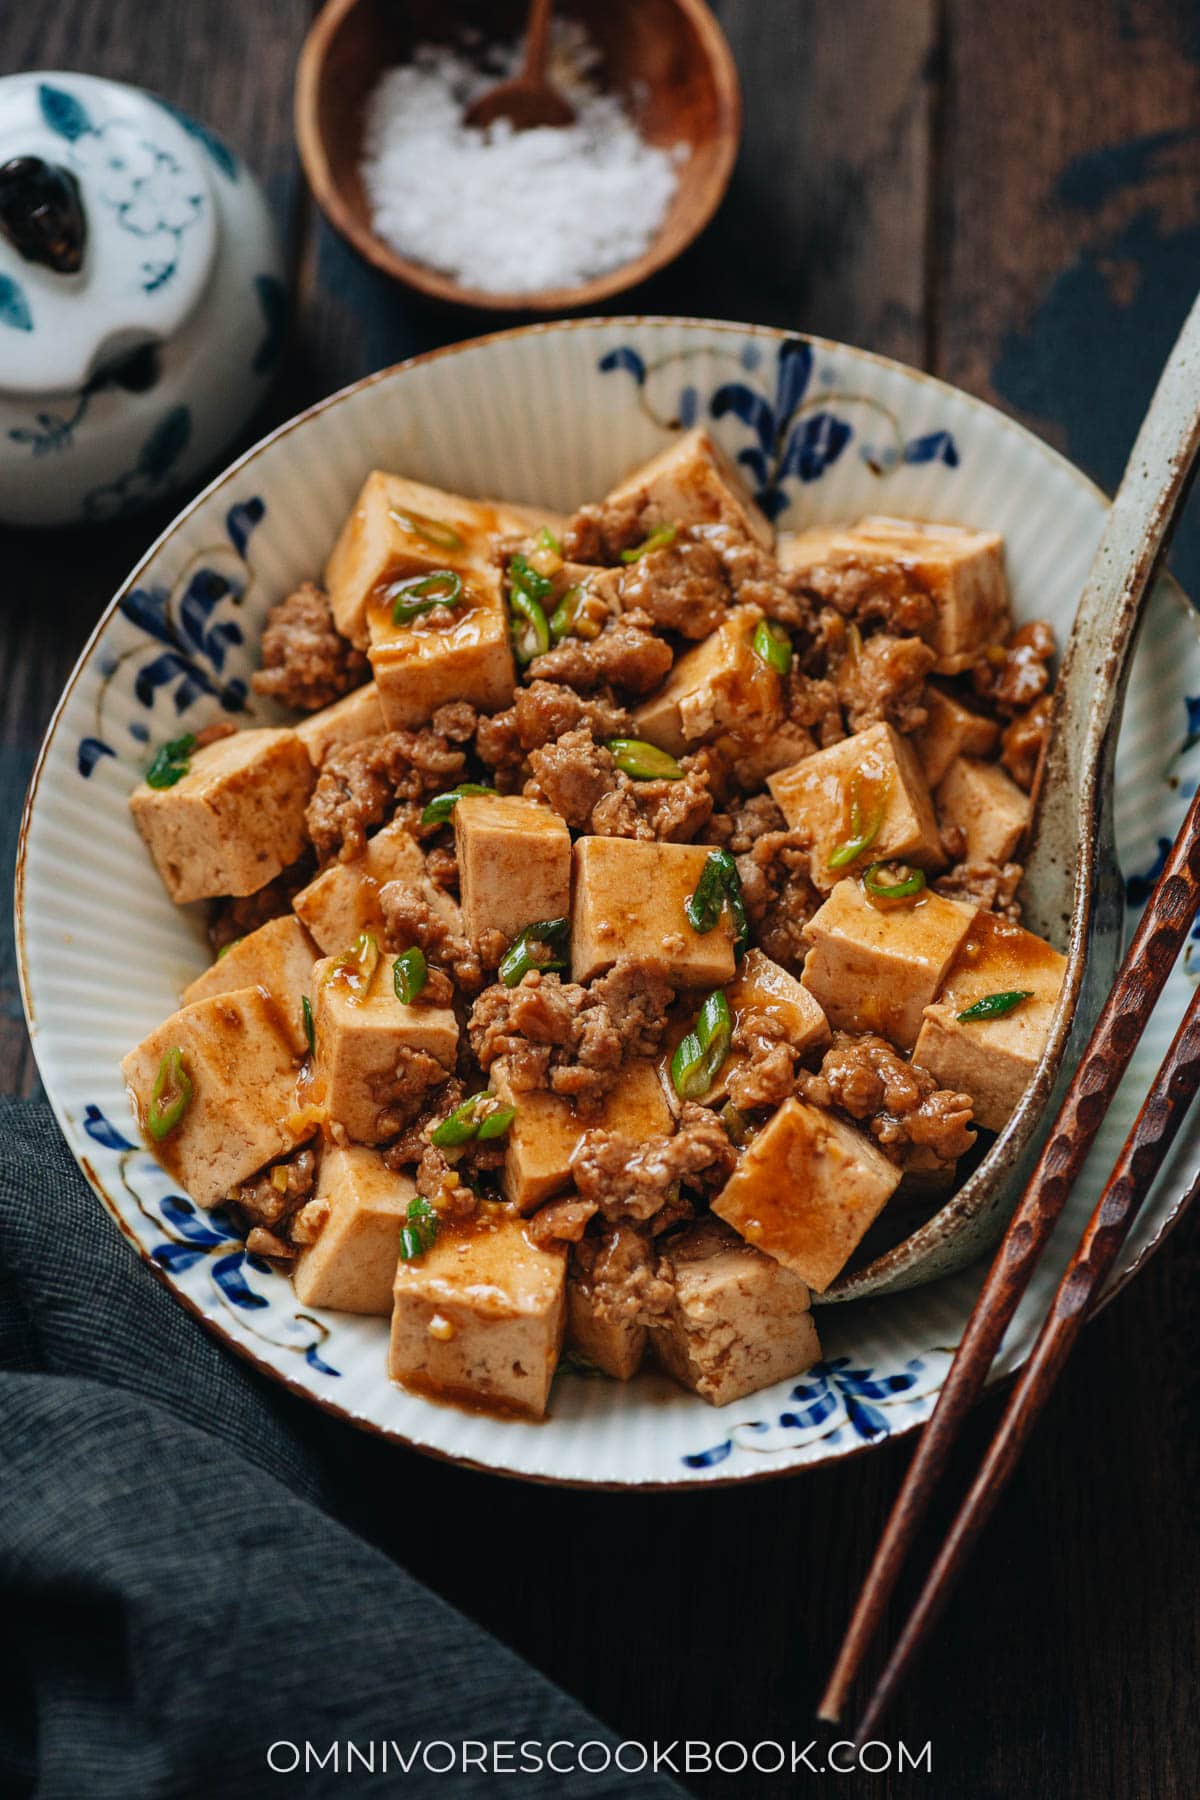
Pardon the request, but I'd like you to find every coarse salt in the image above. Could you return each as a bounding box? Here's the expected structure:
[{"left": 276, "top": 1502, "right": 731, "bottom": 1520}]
[{"left": 360, "top": 25, "right": 682, "bottom": 294}]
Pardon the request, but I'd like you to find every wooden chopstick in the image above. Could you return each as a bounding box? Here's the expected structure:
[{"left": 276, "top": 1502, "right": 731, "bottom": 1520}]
[
  {"left": 818, "top": 779, "right": 1200, "bottom": 1731},
  {"left": 853, "top": 969, "right": 1200, "bottom": 1741}
]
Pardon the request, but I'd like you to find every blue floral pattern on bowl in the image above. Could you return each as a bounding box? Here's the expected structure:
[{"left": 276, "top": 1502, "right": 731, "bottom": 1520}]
[
  {"left": 598, "top": 336, "right": 961, "bottom": 520},
  {"left": 82, "top": 1104, "right": 339, "bottom": 1377}
]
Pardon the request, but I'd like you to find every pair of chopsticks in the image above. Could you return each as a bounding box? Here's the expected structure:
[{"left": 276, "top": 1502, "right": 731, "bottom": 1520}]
[{"left": 820, "top": 291, "right": 1200, "bottom": 1740}]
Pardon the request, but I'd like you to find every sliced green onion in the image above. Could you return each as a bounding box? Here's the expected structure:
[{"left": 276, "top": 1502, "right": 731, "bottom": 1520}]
[
  {"left": 499, "top": 917, "right": 569, "bottom": 987},
  {"left": 606, "top": 738, "right": 684, "bottom": 781},
  {"left": 399, "top": 1193, "right": 439, "bottom": 1261},
  {"left": 827, "top": 775, "right": 887, "bottom": 871},
  {"left": 420, "top": 782, "right": 492, "bottom": 827},
  {"left": 301, "top": 994, "right": 315, "bottom": 1056},
  {"left": 215, "top": 935, "right": 244, "bottom": 961},
  {"left": 862, "top": 862, "right": 926, "bottom": 904},
  {"left": 720, "top": 1101, "right": 752, "bottom": 1146},
  {"left": 330, "top": 930, "right": 380, "bottom": 1001},
  {"left": 389, "top": 569, "right": 464, "bottom": 624},
  {"left": 508, "top": 551, "right": 555, "bottom": 603},
  {"left": 431, "top": 1092, "right": 486, "bottom": 1148},
  {"left": 752, "top": 617, "right": 793, "bottom": 675},
  {"left": 145, "top": 732, "right": 195, "bottom": 789},
  {"left": 549, "top": 582, "right": 604, "bottom": 644},
  {"left": 537, "top": 526, "right": 562, "bottom": 555},
  {"left": 621, "top": 523, "right": 677, "bottom": 563},
  {"left": 956, "top": 990, "right": 1035, "bottom": 1023},
  {"left": 393, "top": 946, "right": 427, "bottom": 1005},
  {"left": 671, "top": 990, "right": 733, "bottom": 1100},
  {"left": 510, "top": 586, "right": 550, "bottom": 664},
  {"left": 147, "top": 1046, "right": 192, "bottom": 1140},
  {"left": 389, "top": 507, "right": 465, "bottom": 552},
  {"left": 684, "top": 851, "right": 749, "bottom": 954},
  {"left": 476, "top": 1104, "right": 516, "bottom": 1142}
]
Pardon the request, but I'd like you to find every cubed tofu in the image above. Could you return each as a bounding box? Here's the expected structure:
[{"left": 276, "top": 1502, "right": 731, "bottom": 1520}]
[
  {"left": 389, "top": 1208, "right": 567, "bottom": 1417},
  {"left": 292, "top": 1145, "right": 415, "bottom": 1313},
  {"left": 294, "top": 682, "right": 386, "bottom": 768},
  {"left": 713, "top": 718, "right": 822, "bottom": 789},
  {"left": 182, "top": 915, "right": 318, "bottom": 1056},
  {"left": 936, "top": 756, "right": 1030, "bottom": 865},
  {"left": 913, "top": 683, "right": 1000, "bottom": 788},
  {"left": 913, "top": 911, "right": 1066, "bottom": 1132},
  {"left": 768, "top": 721, "right": 945, "bottom": 892},
  {"left": 492, "top": 1057, "right": 673, "bottom": 1212},
  {"left": 631, "top": 612, "right": 781, "bottom": 757},
  {"left": 652, "top": 1217, "right": 821, "bottom": 1405},
  {"left": 565, "top": 1266, "right": 647, "bottom": 1381},
  {"left": 800, "top": 877, "right": 977, "bottom": 1050},
  {"left": 662, "top": 949, "right": 830, "bottom": 1108},
  {"left": 129, "top": 727, "right": 313, "bottom": 905},
  {"left": 122, "top": 987, "right": 308, "bottom": 1208},
  {"left": 604, "top": 428, "right": 774, "bottom": 550},
  {"left": 712, "top": 1098, "right": 901, "bottom": 1292},
  {"left": 454, "top": 794, "right": 572, "bottom": 951},
  {"left": 325, "top": 470, "right": 506, "bottom": 646},
  {"left": 570, "top": 837, "right": 737, "bottom": 986},
  {"left": 780, "top": 516, "right": 1009, "bottom": 674},
  {"left": 292, "top": 816, "right": 456, "bottom": 954},
  {"left": 312, "top": 952, "right": 457, "bottom": 1143},
  {"left": 368, "top": 560, "right": 515, "bottom": 728}
]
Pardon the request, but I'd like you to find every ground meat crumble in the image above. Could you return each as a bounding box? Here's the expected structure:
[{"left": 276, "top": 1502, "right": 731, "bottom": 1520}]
[{"left": 251, "top": 583, "right": 369, "bottom": 712}]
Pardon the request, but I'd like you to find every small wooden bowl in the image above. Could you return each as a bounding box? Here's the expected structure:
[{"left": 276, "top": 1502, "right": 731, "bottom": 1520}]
[{"left": 294, "top": 0, "right": 742, "bottom": 311}]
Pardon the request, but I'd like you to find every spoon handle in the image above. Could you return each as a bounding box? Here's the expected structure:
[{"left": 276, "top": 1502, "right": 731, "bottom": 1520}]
[
  {"left": 1032, "top": 290, "right": 1200, "bottom": 881},
  {"left": 522, "top": 0, "right": 556, "bottom": 83}
]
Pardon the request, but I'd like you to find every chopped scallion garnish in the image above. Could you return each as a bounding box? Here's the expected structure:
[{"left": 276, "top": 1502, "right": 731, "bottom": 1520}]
[
  {"left": 330, "top": 931, "right": 380, "bottom": 1001},
  {"left": 606, "top": 738, "right": 684, "bottom": 781},
  {"left": 751, "top": 617, "right": 793, "bottom": 675},
  {"left": 621, "top": 523, "right": 677, "bottom": 563},
  {"left": 301, "top": 994, "right": 315, "bottom": 1056},
  {"left": 499, "top": 917, "right": 569, "bottom": 987},
  {"left": 420, "top": 782, "right": 492, "bottom": 827},
  {"left": 388, "top": 569, "right": 464, "bottom": 624},
  {"left": 827, "top": 773, "right": 888, "bottom": 871},
  {"left": 389, "top": 507, "right": 465, "bottom": 552},
  {"left": 393, "top": 946, "right": 427, "bottom": 1005},
  {"left": 147, "top": 1046, "right": 192, "bottom": 1140},
  {"left": 145, "top": 733, "right": 195, "bottom": 789},
  {"left": 399, "top": 1194, "right": 440, "bottom": 1262},
  {"left": 684, "top": 851, "right": 749, "bottom": 955},
  {"left": 862, "top": 862, "right": 926, "bottom": 904},
  {"left": 671, "top": 989, "right": 733, "bottom": 1099},
  {"left": 956, "top": 990, "right": 1034, "bottom": 1023}
]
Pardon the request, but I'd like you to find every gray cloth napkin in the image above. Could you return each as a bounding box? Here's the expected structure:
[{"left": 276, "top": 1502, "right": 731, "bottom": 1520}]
[{"left": 0, "top": 1098, "right": 685, "bottom": 1799}]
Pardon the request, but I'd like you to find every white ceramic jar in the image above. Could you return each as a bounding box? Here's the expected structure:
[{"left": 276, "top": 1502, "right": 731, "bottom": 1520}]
[{"left": 0, "top": 71, "right": 286, "bottom": 527}]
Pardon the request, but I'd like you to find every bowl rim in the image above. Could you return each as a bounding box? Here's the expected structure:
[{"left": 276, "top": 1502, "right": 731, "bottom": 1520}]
[
  {"left": 293, "top": 0, "right": 743, "bottom": 312},
  {"left": 16, "top": 313, "right": 1175, "bottom": 1487}
]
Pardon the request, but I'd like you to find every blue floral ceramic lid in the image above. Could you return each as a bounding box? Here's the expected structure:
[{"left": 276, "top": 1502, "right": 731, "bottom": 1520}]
[{"left": 0, "top": 72, "right": 218, "bottom": 398}]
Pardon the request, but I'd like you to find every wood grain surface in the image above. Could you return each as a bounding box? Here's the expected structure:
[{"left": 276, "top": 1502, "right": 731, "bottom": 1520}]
[{"left": 3, "top": 4, "right": 1200, "bottom": 1794}]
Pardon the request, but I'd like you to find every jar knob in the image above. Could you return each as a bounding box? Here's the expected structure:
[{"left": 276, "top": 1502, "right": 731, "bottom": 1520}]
[{"left": 0, "top": 154, "right": 86, "bottom": 273}]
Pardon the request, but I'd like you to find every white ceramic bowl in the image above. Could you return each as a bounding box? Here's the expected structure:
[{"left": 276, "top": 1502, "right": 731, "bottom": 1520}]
[{"left": 17, "top": 319, "right": 1200, "bottom": 1485}]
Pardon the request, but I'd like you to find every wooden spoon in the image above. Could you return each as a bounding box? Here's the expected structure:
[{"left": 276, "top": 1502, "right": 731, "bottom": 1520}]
[{"left": 464, "top": 0, "right": 575, "bottom": 131}]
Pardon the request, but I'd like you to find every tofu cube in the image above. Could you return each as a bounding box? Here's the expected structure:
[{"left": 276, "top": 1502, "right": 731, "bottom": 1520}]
[
  {"left": 664, "top": 949, "right": 830, "bottom": 1108},
  {"left": 566, "top": 1267, "right": 647, "bottom": 1381},
  {"left": 129, "top": 727, "right": 313, "bottom": 905},
  {"left": 121, "top": 987, "right": 308, "bottom": 1209},
  {"left": 570, "top": 837, "right": 737, "bottom": 986},
  {"left": 631, "top": 612, "right": 781, "bottom": 756},
  {"left": 780, "top": 516, "right": 1010, "bottom": 673},
  {"left": 294, "top": 682, "right": 386, "bottom": 768},
  {"left": 913, "top": 911, "right": 1066, "bottom": 1131},
  {"left": 712, "top": 1097, "right": 901, "bottom": 1292},
  {"left": 768, "top": 721, "right": 945, "bottom": 892},
  {"left": 800, "top": 877, "right": 977, "bottom": 1050},
  {"left": 182, "top": 914, "right": 318, "bottom": 1056},
  {"left": 652, "top": 1217, "right": 821, "bottom": 1405},
  {"left": 454, "top": 794, "right": 572, "bottom": 951},
  {"left": 936, "top": 756, "right": 1031, "bottom": 865},
  {"left": 292, "top": 816, "right": 455, "bottom": 954},
  {"left": 324, "top": 470, "right": 503, "bottom": 646},
  {"left": 389, "top": 1208, "right": 567, "bottom": 1417},
  {"left": 368, "top": 560, "right": 514, "bottom": 729},
  {"left": 312, "top": 952, "right": 457, "bottom": 1143},
  {"left": 604, "top": 428, "right": 774, "bottom": 550},
  {"left": 292, "top": 1145, "right": 415, "bottom": 1313},
  {"left": 913, "top": 683, "right": 1000, "bottom": 788},
  {"left": 492, "top": 1057, "right": 673, "bottom": 1212}
]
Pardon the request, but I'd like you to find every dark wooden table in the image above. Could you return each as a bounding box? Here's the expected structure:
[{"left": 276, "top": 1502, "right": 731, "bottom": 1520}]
[{"left": 4, "top": 5, "right": 1200, "bottom": 1794}]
